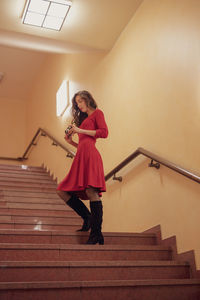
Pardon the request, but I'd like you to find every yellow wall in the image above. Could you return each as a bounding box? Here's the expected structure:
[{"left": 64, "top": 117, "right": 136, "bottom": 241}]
[
  {"left": 25, "top": 0, "right": 200, "bottom": 267},
  {"left": 0, "top": 97, "right": 27, "bottom": 164}
]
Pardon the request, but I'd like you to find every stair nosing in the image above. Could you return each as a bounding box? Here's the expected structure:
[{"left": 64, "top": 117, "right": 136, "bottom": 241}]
[
  {"left": 0, "top": 229, "right": 157, "bottom": 237},
  {"left": 0, "top": 243, "right": 172, "bottom": 251},
  {"left": 0, "top": 260, "right": 190, "bottom": 267},
  {"left": 0, "top": 279, "right": 200, "bottom": 290}
]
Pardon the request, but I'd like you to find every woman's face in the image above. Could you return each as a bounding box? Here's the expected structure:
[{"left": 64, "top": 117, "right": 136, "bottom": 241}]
[{"left": 75, "top": 95, "right": 88, "bottom": 113}]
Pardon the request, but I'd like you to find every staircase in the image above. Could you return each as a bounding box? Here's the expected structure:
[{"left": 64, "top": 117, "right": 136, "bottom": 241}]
[{"left": 0, "top": 163, "right": 200, "bottom": 300}]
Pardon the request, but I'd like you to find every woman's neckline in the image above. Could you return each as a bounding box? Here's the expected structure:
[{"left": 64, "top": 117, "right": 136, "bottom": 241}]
[{"left": 87, "top": 108, "right": 98, "bottom": 117}]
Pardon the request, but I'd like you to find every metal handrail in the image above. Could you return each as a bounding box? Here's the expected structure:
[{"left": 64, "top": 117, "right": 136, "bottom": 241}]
[
  {"left": 0, "top": 128, "right": 75, "bottom": 162},
  {"left": 1, "top": 134, "right": 199, "bottom": 184},
  {"left": 105, "top": 147, "right": 200, "bottom": 184}
]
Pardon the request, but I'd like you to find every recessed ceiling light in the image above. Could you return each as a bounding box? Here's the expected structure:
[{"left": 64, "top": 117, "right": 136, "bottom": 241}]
[{"left": 22, "top": 0, "right": 72, "bottom": 31}]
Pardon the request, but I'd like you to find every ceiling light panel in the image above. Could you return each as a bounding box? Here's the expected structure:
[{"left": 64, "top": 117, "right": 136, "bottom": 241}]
[
  {"left": 48, "top": 3, "right": 70, "bottom": 18},
  {"left": 22, "top": 0, "right": 72, "bottom": 31},
  {"left": 45, "top": 0, "right": 72, "bottom": 5},
  {"left": 23, "top": 12, "right": 45, "bottom": 26},
  {"left": 29, "top": 0, "right": 49, "bottom": 14},
  {"left": 43, "top": 16, "right": 64, "bottom": 30}
]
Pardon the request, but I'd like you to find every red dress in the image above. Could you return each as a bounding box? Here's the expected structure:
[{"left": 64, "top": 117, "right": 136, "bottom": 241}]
[{"left": 57, "top": 109, "right": 108, "bottom": 200}]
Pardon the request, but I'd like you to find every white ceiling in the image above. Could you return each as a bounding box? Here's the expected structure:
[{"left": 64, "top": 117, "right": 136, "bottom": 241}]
[{"left": 0, "top": 0, "right": 143, "bottom": 100}]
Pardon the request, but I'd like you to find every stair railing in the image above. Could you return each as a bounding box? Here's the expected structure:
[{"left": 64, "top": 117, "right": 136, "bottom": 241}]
[
  {"left": 0, "top": 128, "right": 75, "bottom": 162},
  {"left": 1, "top": 131, "right": 199, "bottom": 185},
  {"left": 105, "top": 147, "right": 200, "bottom": 184}
]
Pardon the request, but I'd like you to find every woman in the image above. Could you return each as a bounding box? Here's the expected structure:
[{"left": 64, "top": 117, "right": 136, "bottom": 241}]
[{"left": 57, "top": 90, "right": 108, "bottom": 245}]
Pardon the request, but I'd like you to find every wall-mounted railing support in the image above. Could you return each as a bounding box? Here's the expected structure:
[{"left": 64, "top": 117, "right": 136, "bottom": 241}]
[
  {"left": 148, "top": 159, "right": 160, "bottom": 169},
  {"left": 113, "top": 173, "right": 123, "bottom": 182}
]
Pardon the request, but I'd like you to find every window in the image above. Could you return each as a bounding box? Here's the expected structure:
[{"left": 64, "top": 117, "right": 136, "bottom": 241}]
[{"left": 56, "top": 80, "right": 69, "bottom": 117}]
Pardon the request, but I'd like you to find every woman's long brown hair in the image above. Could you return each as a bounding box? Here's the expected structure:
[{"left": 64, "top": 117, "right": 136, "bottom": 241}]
[{"left": 71, "top": 91, "right": 97, "bottom": 126}]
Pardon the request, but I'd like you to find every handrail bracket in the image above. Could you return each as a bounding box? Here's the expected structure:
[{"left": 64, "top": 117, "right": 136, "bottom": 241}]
[
  {"left": 148, "top": 159, "right": 160, "bottom": 169},
  {"left": 113, "top": 173, "right": 123, "bottom": 182}
]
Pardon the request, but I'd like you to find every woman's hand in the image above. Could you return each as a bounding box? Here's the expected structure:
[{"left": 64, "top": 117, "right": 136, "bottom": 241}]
[
  {"left": 64, "top": 133, "right": 73, "bottom": 144},
  {"left": 68, "top": 124, "right": 96, "bottom": 137},
  {"left": 71, "top": 124, "right": 81, "bottom": 134},
  {"left": 64, "top": 132, "right": 78, "bottom": 148}
]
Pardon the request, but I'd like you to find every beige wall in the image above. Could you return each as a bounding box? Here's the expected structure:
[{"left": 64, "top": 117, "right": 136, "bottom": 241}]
[
  {"left": 25, "top": 0, "right": 200, "bottom": 267},
  {"left": 0, "top": 97, "right": 27, "bottom": 164}
]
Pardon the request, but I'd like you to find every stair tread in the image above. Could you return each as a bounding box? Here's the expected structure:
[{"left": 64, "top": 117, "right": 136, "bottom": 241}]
[
  {"left": 0, "top": 279, "right": 200, "bottom": 290},
  {"left": 0, "top": 175, "right": 54, "bottom": 182},
  {"left": 0, "top": 203, "right": 67, "bottom": 210},
  {"left": 0, "top": 260, "right": 190, "bottom": 267},
  {"left": 0, "top": 219, "right": 82, "bottom": 225},
  {"left": 0, "top": 229, "right": 156, "bottom": 237},
  {"left": 2, "top": 190, "right": 59, "bottom": 197},
  {"left": 0, "top": 205, "right": 71, "bottom": 212},
  {"left": 0, "top": 181, "right": 56, "bottom": 187},
  {"left": 1, "top": 198, "right": 63, "bottom": 204},
  {"left": 0, "top": 164, "right": 44, "bottom": 169},
  {"left": 0, "top": 243, "right": 171, "bottom": 250},
  {"left": 0, "top": 175, "right": 56, "bottom": 185},
  {"left": 0, "top": 210, "right": 78, "bottom": 218},
  {"left": 0, "top": 185, "right": 56, "bottom": 191},
  {"left": 0, "top": 170, "right": 50, "bottom": 177}
]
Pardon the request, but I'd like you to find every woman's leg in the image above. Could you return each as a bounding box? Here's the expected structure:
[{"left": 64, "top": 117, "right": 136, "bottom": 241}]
[
  {"left": 85, "top": 188, "right": 101, "bottom": 202},
  {"left": 56, "top": 190, "right": 71, "bottom": 202},
  {"left": 56, "top": 190, "right": 91, "bottom": 231},
  {"left": 85, "top": 188, "right": 104, "bottom": 245}
]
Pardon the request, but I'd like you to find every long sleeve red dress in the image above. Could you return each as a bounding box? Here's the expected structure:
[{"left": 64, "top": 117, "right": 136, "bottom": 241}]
[{"left": 57, "top": 109, "right": 108, "bottom": 200}]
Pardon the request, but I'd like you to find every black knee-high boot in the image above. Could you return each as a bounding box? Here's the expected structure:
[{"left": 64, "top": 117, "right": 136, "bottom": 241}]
[
  {"left": 86, "top": 201, "right": 104, "bottom": 245},
  {"left": 67, "top": 194, "right": 91, "bottom": 231}
]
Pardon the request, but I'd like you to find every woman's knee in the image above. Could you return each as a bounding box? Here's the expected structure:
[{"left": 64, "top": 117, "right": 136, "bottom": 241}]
[
  {"left": 86, "top": 188, "right": 100, "bottom": 201},
  {"left": 56, "top": 190, "right": 70, "bottom": 201}
]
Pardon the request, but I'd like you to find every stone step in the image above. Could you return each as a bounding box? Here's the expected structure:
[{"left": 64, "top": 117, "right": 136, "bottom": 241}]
[
  {"left": 0, "top": 279, "right": 200, "bottom": 300},
  {"left": 0, "top": 260, "right": 191, "bottom": 282},
  {"left": 1, "top": 196, "right": 64, "bottom": 205},
  {"left": 0, "top": 207, "right": 76, "bottom": 217},
  {"left": 0, "top": 214, "right": 78, "bottom": 222},
  {"left": 0, "top": 175, "right": 56, "bottom": 184},
  {"left": 0, "top": 230, "right": 157, "bottom": 245},
  {"left": 0, "top": 169, "right": 50, "bottom": 178},
  {"left": 0, "top": 215, "right": 79, "bottom": 224},
  {"left": 0, "top": 184, "right": 56, "bottom": 192},
  {"left": 1, "top": 190, "right": 59, "bottom": 199},
  {"left": 0, "top": 202, "right": 67, "bottom": 210},
  {"left": 0, "top": 164, "right": 45, "bottom": 173},
  {"left": 0, "top": 243, "right": 172, "bottom": 261},
  {"left": 0, "top": 216, "right": 82, "bottom": 231},
  {"left": 0, "top": 180, "right": 56, "bottom": 188},
  {"left": 0, "top": 224, "right": 79, "bottom": 231},
  {"left": 0, "top": 216, "right": 81, "bottom": 225}
]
